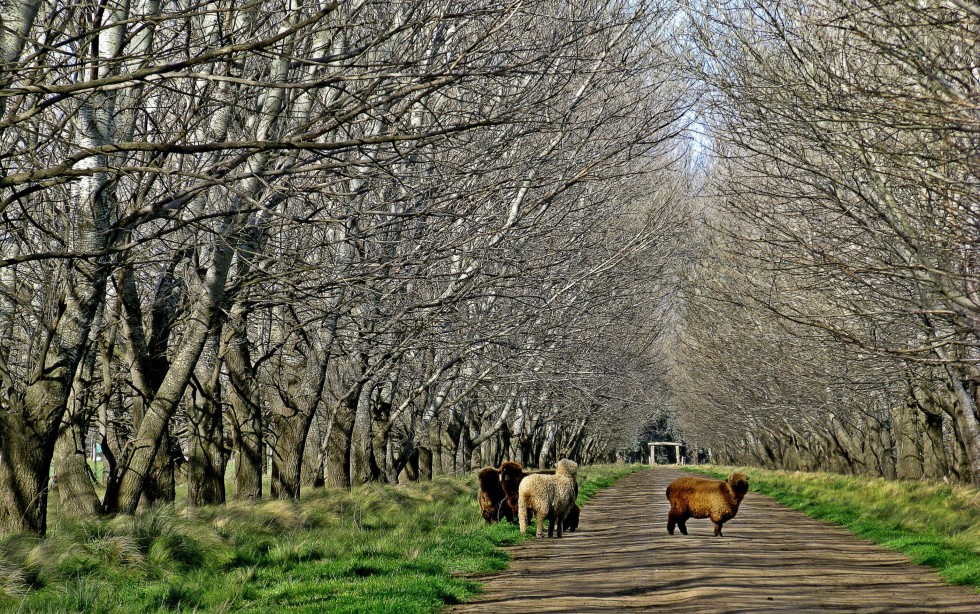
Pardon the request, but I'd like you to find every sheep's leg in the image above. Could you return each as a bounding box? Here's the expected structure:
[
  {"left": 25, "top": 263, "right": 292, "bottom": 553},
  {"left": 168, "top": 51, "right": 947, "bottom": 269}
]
[
  {"left": 503, "top": 501, "right": 516, "bottom": 523},
  {"left": 669, "top": 510, "right": 689, "bottom": 535},
  {"left": 711, "top": 512, "right": 728, "bottom": 536},
  {"left": 519, "top": 497, "right": 529, "bottom": 536},
  {"left": 534, "top": 506, "right": 551, "bottom": 537}
]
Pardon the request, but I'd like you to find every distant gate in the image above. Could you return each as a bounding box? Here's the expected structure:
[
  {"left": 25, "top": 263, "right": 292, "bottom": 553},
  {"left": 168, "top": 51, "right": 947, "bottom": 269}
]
[{"left": 648, "top": 441, "right": 683, "bottom": 465}]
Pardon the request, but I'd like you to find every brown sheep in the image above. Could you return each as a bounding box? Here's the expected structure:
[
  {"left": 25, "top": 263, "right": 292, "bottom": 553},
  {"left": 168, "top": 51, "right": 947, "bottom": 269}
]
[
  {"left": 498, "top": 461, "right": 525, "bottom": 520},
  {"left": 518, "top": 459, "right": 578, "bottom": 538},
  {"left": 666, "top": 472, "right": 749, "bottom": 537},
  {"left": 477, "top": 466, "right": 512, "bottom": 523}
]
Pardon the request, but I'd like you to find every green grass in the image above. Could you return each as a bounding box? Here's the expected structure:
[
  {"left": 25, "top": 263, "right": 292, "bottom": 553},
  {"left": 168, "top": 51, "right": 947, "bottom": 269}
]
[
  {"left": 1, "top": 463, "right": 642, "bottom": 613},
  {"left": 683, "top": 465, "right": 980, "bottom": 592}
]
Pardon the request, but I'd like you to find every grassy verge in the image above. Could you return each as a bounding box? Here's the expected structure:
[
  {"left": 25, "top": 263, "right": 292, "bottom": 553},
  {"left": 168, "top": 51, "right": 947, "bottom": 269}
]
[
  {"left": 574, "top": 464, "right": 642, "bottom": 506},
  {"left": 683, "top": 465, "right": 980, "bottom": 592},
  {"left": 0, "top": 464, "right": 642, "bottom": 613}
]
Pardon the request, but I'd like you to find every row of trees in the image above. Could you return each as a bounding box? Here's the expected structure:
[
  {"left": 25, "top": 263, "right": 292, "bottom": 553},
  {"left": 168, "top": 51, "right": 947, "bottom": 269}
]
[
  {"left": 669, "top": 0, "right": 980, "bottom": 485},
  {"left": 0, "top": 0, "right": 689, "bottom": 535}
]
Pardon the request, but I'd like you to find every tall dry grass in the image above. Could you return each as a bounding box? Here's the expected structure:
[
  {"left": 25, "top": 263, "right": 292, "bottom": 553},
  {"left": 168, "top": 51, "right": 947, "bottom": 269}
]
[{"left": 0, "top": 464, "right": 642, "bottom": 612}]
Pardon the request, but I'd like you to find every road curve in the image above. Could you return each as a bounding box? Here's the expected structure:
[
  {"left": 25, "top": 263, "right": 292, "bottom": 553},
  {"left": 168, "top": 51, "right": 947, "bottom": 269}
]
[{"left": 450, "top": 467, "right": 980, "bottom": 613}]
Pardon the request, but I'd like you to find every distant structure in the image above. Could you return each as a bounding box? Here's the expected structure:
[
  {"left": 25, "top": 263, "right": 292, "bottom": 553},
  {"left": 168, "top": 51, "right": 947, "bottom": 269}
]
[{"left": 648, "top": 441, "right": 683, "bottom": 465}]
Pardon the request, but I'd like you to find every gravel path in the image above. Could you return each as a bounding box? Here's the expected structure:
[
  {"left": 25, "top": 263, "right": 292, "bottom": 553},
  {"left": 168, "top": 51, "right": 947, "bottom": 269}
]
[{"left": 451, "top": 467, "right": 980, "bottom": 613}]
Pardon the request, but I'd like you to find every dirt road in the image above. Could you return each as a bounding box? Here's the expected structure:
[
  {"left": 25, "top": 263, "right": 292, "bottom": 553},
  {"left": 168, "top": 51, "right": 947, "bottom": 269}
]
[{"left": 451, "top": 467, "right": 980, "bottom": 612}]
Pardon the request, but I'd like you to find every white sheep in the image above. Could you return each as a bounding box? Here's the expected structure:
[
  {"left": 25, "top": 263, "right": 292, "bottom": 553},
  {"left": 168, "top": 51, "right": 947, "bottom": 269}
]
[{"left": 518, "top": 459, "right": 578, "bottom": 538}]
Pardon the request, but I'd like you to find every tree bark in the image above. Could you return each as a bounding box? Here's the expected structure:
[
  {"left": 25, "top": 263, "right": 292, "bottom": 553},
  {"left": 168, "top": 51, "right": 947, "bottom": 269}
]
[
  {"left": 53, "top": 416, "right": 100, "bottom": 519},
  {"left": 186, "top": 333, "right": 226, "bottom": 506},
  {"left": 52, "top": 332, "right": 102, "bottom": 519},
  {"left": 892, "top": 402, "right": 924, "bottom": 479},
  {"left": 0, "top": 407, "right": 56, "bottom": 534},
  {"left": 371, "top": 400, "right": 394, "bottom": 483},
  {"left": 349, "top": 381, "right": 376, "bottom": 485},
  {"left": 268, "top": 349, "right": 331, "bottom": 498},
  {"left": 538, "top": 419, "right": 558, "bottom": 469},
  {"left": 223, "top": 308, "right": 263, "bottom": 499},
  {"left": 301, "top": 413, "right": 325, "bottom": 488},
  {"left": 325, "top": 397, "right": 356, "bottom": 488},
  {"left": 418, "top": 445, "right": 433, "bottom": 481},
  {"left": 138, "top": 437, "right": 176, "bottom": 511},
  {"left": 876, "top": 416, "right": 898, "bottom": 479},
  {"left": 270, "top": 416, "right": 312, "bottom": 499},
  {"left": 942, "top": 364, "right": 980, "bottom": 486}
]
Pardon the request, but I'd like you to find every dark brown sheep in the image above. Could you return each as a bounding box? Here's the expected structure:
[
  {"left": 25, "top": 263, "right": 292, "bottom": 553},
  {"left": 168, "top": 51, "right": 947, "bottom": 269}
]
[
  {"left": 666, "top": 472, "right": 749, "bottom": 537},
  {"left": 562, "top": 503, "right": 580, "bottom": 532},
  {"left": 498, "top": 461, "right": 525, "bottom": 520},
  {"left": 477, "top": 466, "right": 512, "bottom": 523}
]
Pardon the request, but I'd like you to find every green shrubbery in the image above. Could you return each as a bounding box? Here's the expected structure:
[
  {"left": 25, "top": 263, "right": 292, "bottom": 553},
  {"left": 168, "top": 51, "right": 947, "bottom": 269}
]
[
  {"left": 686, "top": 465, "right": 980, "bottom": 592},
  {"left": 0, "top": 464, "right": 641, "bottom": 612}
]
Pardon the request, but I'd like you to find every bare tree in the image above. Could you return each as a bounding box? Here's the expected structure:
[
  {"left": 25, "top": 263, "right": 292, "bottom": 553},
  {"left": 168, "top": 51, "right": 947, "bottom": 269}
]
[{"left": 675, "top": 0, "right": 980, "bottom": 484}]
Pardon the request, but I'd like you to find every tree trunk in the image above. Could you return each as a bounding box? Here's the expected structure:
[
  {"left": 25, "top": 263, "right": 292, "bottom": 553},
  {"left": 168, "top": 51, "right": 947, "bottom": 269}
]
[
  {"left": 510, "top": 396, "right": 529, "bottom": 465},
  {"left": 53, "top": 417, "right": 100, "bottom": 519},
  {"left": 418, "top": 445, "right": 433, "bottom": 481},
  {"left": 467, "top": 417, "right": 483, "bottom": 469},
  {"left": 372, "top": 401, "right": 394, "bottom": 483},
  {"left": 538, "top": 420, "right": 558, "bottom": 469},
  {"left": 138, "top": 437, "right": 176, "bottom": 511},
  {"left": 403, "top": 448, "right": 420, "bottom": 482},
  {"left": 268, "top": 369, "right": 325, "bottom": 499},
  {"left": 270, "top": 415, "right": 313, "bottom": 499},
  {"left": 949, "top": 420, "right": 971, "bottom": 483},
  {"left": 455, "top": 412, "right": 474, "bottom": 472},
  {"left": 107, "top": 243, "right": 234, "bottom": 514},
  {"left": 52, "top": 341, "right": 102, "bottom": 519},
  {"left": 350, "top": 382, "right": 376, "bottom": 485},
  {"left": 939, "top": 366, "right": 980, "bottom": 486},
  {"left": 301, "top": 413, "right": 325, "bottom": 488},
  {"left": 186, "top": 363, "right": 227, "bottom": 506},
  {"left": 266, "top": 311, "right": 334, "bottom": 498},
  {"left": 440, "top": 425, "right": 458, "bottom": 475},
  {"left": 934, "top": 347, "right": 980, "bottom": 486},
  {"left": 921, "top": 409, "right": 948, "bottom": 479},
  {"left": 223, "top": 309, "right": 263, "bottom": 499},
  {"left": 383, "top": 437, "right": 399, "bottom": 483},
  {"left": 0, "top": 0, "right": 51, "bottom": 535},
  {"left": 892, "top": 402, "right": 924, "bottom": 479},
  {"left": 877, "top": 417, "right": 898, "bottom": 479},
  {"left": 0, "top": 410, "right": 55, "bottom": 534},
  {"left": 829, "top": 416, "right": 864, "bottom": 474},
  {"left": 325, "top": 398, "right": 356, "bottom": 488}
]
